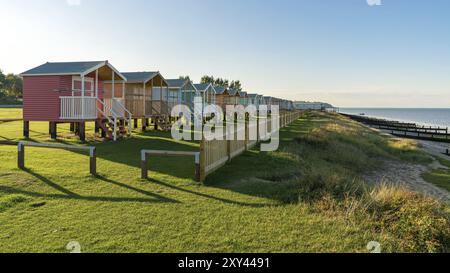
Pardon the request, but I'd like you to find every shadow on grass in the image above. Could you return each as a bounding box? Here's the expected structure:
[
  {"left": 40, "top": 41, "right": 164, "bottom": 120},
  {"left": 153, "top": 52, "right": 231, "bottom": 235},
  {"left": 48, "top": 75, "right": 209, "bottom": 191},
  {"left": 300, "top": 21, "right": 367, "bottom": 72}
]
[
  {"left": 148, "top": 178, "right": 272, "bottom": 208},
  {"left": 25, "top": 168, "right": 80, "bottom": 197},
  {"left": 97, "top": 175, "right": 178, "bottom": 203},
  {"left": 0, "top": 168, "right": 179, "bottom": 204},
  {"left": 0, "top": 185, "right": 177, "bottom": 204}
]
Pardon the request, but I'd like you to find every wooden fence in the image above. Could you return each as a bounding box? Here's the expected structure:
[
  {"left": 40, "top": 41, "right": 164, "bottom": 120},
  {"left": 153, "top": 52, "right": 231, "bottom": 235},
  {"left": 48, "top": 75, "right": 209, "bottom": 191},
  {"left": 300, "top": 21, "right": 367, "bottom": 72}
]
[
  {"left": 17, "top": 142, "right": 97, "bottom": 175},
  {"left": 199, "top": 111, "right": 302, "bottom": 181}
]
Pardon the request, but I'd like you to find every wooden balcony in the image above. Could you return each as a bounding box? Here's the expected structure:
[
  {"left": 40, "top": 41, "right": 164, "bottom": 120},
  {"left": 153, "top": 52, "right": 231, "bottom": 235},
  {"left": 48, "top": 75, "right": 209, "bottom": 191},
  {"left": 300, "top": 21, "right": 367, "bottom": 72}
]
[{"left": 60, "top": 96, "right": 97, "bottom": 120}]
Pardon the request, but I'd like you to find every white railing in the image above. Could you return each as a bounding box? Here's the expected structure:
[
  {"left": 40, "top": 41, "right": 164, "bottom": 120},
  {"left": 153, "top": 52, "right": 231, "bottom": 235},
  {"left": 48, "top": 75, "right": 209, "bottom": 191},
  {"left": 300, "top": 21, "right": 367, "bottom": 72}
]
[
  {"left": 103, "top": 98, "right": 132, "bottom": 118},
  {"left": 60, "top": 97, "right": 97, "bottom": 120},
  {"left": 100, "top": 98, "right": 133, "bottom": 139},
  {"left": 96, "top": 98, "right": 118, "bottom": 141}
]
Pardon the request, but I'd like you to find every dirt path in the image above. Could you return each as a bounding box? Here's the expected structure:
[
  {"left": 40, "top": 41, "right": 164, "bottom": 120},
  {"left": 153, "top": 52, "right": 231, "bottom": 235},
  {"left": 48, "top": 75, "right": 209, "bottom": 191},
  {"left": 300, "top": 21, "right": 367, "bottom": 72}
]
[
  {"left": 361, "top": 126, "right": 450, "bottom": 202},
  {"left": 363, "top": 159, "right": 450, "bottom": 203}
]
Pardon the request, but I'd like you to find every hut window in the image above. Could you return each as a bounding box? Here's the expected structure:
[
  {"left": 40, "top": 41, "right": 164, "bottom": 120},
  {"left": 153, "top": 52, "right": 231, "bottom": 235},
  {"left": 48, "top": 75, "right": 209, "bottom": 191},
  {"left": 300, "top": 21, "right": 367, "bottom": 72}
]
[{"left": 72, "top": 76, "right": 94, "bottom": 92}]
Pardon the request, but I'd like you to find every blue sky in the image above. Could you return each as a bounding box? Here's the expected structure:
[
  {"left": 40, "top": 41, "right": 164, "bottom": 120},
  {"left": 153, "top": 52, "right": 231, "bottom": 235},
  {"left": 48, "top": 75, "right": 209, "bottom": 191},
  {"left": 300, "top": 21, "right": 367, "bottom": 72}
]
[{"left": 1, "top": 0, "right": 449, "bottom": 107}]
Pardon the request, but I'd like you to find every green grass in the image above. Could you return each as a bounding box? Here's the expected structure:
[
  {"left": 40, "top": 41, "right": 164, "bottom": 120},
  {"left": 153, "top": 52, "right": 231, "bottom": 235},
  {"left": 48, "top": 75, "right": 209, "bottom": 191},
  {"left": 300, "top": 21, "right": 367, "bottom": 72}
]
[
  {"left": 0, "top": 110, "right": 448, "bottom": 253},
  {"left": 422, "top": 158, "right": 450, "bottom": 192},
  {"left": 0, "top": 107, "right": 22, "bottom": 119}
]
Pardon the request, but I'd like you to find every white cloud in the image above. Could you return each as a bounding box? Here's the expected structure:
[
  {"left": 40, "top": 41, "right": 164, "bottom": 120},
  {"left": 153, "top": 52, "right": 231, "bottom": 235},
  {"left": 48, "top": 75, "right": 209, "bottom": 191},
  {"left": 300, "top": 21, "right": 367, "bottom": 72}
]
[{"left": 66, "top": 0, "right": 81, "bottom": 6}]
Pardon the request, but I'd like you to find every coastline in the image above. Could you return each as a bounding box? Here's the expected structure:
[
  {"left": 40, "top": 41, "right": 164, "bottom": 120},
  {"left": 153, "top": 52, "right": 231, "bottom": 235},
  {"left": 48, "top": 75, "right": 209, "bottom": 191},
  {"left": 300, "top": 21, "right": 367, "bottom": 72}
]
[{"left": 340, "top": 108, "right": 450, "bottom": 128}]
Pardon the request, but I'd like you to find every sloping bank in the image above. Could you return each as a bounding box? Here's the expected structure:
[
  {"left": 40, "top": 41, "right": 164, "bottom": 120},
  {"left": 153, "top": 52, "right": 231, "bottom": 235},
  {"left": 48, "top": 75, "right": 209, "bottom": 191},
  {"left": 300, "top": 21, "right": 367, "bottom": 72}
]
[{"left": 212, "top": 111, "right": 450, "bottom": 252}]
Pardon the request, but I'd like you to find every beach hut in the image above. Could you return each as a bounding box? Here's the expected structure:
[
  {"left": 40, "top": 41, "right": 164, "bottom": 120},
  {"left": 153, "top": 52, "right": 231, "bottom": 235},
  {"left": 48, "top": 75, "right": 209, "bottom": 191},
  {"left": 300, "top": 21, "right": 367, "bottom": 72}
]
[
  {"left": 108, "top": 71, "right": 170, "bottom": 131},
  {"left": 248, "top": 93, "right": 262, "bottom": 110},
  {"left": 239, "top": 91, "right": 249, "bottom": 106},
  {"left": 228, "top": 89, "right": 241, "bottom": 105},
  {"left": 193, "top": 83, "right": 216, "bottom": 105},
  {"left": 20, "top": 61, "right": 131, "bottom": 141},
  {"left": 263, "top": 96, "right": 272, "bottom": 112},
  {"left": 214, "top": 86, "right": 230, "bottom": 112},
  {"left": 166, "top": 79, "right": 198, "bottom": 111}
]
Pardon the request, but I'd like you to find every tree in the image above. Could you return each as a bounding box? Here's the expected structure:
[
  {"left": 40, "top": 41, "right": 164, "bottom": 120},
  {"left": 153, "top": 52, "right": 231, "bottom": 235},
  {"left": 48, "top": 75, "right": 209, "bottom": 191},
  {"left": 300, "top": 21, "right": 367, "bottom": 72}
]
[
  {"left": 0, "top": 69, "right": 5, "bottom": 89},
  {"left": 200, "top": 75, "right": 243, "bottom": 91},
  {"left": 229, "top": 80, "right": 242, "bottom": 91},
  {"left": 4, "top": 74, "right": 23, "bottom": 98},
  {"left": 201, "top": 75, "right": 215, "bottom": 84},
  {"left": 179, "top": 75, "right": 191, "bottom": 81}
]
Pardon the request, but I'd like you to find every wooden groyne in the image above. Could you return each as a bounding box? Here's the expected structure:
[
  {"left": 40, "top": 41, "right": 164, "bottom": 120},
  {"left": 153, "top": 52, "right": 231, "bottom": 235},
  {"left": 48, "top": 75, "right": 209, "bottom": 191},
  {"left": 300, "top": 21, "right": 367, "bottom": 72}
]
[{"left": 342, "top": 113, "right": 450, "bottom": 143}]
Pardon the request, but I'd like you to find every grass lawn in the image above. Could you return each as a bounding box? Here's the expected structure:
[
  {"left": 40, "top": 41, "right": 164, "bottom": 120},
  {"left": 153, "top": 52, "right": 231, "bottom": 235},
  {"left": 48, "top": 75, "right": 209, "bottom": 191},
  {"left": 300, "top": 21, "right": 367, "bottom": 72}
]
[
  {"left": 0, "top": 107, "right": 22, "bottom": 119},
  {"left": 0, "top": 110, "right": 448, "bottom": 253},
  {"left": 422, "top": 158, "right": 450, "bottom": 192}
]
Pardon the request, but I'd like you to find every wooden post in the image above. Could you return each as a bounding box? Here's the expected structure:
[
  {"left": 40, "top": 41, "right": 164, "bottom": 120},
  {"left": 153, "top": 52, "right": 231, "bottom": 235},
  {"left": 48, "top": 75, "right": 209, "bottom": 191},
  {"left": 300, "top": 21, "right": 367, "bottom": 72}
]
[
  {"left": 134, "top": 119, "right": 138, "bottom": 129},
  {"left": 101, "top": 124, "right": 106, "bottom": 138},
  {"left": 94, "top": 121, "right": 100, "bottom": 134},
  {"left": 89, "top": 147, "right": 96, "bottom": 176},
  {"left": 142, "top": 118, "right": 147, "bottom": 131},
  {"left": 195, "top": 152, "right": 201, "bottom": 183},
  {"left": 74, "top": 122, "right": 80, "bottom": 136},
  {"left": 245, "top": 120, "right": 249, "bottom": 150},
  {"left": 23, "top": 121, "right": 29, "bottom": 138},
  {"left": 199, "top": 140, "right": 206, "bottom": 182},
  {"left": 141, "top": 151, "right": 148, "bottom": 179},
  {"left": 257, "top": 114, "right": 260, "bottom": 141},
  {"left": 70, "top": 122, "right": 75, "bottom": 132},
  {"left": 50, "top": 122, "right": 57, "bottom": 139},
  {"left": 18, "top": 142, "right": 24, "bottom": 169},
  {"left": 227, "top": 129, "right": 231, "bottom": 162},
  {"left": 79, "top": 122, "right": 86, "bottom": 142}
]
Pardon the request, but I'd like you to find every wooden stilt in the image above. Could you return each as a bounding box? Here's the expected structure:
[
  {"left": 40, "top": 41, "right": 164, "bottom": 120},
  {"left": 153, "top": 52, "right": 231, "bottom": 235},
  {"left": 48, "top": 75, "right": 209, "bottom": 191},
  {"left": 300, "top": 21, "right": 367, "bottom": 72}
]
[
  {"left": 50, "top": 122, "right": 57, "bottom": 139},
  {"left": 79, "top": 122, "right": 86, "bottom": 142},
  {"left": 23, "top": 121, "right": 29, "bottom": 138},
  {"left": 134, "top": 119, "right": 138, "bottom": 129},
  {"left": 142, "top": 118, "right": 147, "bottom": 131},
  {"left": 94, "top": 121, "right": 100, "bottom": 134},
  {"left": 101, "top": 120, "right": 107, "bottom": 138},
  {"left": 74, "top": 123, "right": 80, "bottom": 136},
  {"left": 70, "top": 122, "right": 75, "bottom": 132}
]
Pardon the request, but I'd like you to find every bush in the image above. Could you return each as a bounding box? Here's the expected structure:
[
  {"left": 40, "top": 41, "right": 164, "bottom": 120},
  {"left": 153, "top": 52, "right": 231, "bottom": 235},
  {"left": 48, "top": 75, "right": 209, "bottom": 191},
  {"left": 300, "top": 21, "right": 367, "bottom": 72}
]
[
  {"left": 369, "top": 185, "right": 450, "bottom": 253},
  {"left": 300, "top": 177, "right": 450, "bottom": 253}
]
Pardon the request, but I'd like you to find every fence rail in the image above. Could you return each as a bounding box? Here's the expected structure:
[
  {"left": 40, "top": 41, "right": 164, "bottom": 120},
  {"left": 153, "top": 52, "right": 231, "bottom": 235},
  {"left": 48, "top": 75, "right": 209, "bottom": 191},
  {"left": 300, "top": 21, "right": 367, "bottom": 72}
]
[
  {"left": 199, "top": 111, "right": 302, "bottom": 182},
  {"left": 17, "top": 141, "right": 96, "bottom": 175}
]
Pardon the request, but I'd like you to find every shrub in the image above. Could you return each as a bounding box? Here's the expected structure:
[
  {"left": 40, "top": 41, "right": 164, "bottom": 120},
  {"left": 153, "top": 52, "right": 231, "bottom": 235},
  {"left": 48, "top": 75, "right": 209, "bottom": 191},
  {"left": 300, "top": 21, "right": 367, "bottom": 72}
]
[{"left": 369, "top": 185, "right": 450, "bottom": 253}]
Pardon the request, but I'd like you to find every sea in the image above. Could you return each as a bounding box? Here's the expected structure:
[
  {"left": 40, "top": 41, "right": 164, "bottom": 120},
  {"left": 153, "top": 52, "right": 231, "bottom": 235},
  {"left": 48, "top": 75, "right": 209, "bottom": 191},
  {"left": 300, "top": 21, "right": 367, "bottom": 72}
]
[{"left": 339, "top": 108, "right": 450, "bottom": 128}]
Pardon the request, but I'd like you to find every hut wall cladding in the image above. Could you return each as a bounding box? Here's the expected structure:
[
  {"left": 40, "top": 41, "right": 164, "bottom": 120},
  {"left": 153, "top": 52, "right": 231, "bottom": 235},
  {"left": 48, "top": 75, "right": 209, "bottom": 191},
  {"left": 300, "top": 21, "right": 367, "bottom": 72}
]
[
  {"left": 124, "top": 83, "right": 145, "bottom": 117},
  {"left": 23, "top": 75, "right": 106, "bottom": 122},
  {"left": 103, "top": 83, "right": 124, "bottom": 98},
  {"left": 23, "top": 76, "right": 71, "bottom": 121}
]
